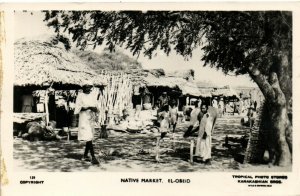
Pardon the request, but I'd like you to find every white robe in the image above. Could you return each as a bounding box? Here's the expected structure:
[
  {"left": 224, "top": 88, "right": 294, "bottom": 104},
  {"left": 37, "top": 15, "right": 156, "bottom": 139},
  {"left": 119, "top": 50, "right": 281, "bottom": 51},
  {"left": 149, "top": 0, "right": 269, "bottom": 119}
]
[
  {"left": 195, "top": 113, "right": 214, "bottom": 160},
  {"left": 212, "top": 100, "right": 218, "bottom": 109},
  {"left": 190, "top": 107, "right": 201, "bottom": 127},
  {"left": 74, "top": 91, "right": 98, "bottom": 141}
]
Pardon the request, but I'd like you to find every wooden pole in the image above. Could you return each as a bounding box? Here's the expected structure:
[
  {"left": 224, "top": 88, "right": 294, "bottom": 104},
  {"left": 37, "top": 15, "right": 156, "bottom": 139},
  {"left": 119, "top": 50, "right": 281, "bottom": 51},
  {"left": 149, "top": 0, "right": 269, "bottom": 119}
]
[
  {"left": 45, "top": 90, "right": 49, "bottom": 126},
  {"left": 186, "top": 96, "right": 189, "bottom": 106},
  {"left": 140, "top": 94, "right": 143, "bottom": 109},
  {"left": 190, "top": 139, "right": 194, "bottom": 164}
]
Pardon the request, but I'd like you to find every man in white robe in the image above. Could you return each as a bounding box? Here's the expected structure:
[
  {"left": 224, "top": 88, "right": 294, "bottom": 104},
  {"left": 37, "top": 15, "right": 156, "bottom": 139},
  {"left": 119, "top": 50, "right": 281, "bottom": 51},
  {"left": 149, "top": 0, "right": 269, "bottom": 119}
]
[
  {"left": 195, "top": 104, "right": 218, "bottom": 164},
  {"left": 74, "top": 85, "right": 100, "bottom": 165}
]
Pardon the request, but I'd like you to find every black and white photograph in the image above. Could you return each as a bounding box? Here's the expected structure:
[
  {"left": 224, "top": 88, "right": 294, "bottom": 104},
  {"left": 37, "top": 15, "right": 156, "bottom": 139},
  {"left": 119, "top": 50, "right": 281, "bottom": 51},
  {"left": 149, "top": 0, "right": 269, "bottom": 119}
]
[
  {"left": 11, "top": 9, "right": 293, "bottom": 172},
  {"left": 1, "top": 3, "right": 300, "bottom": 196}
]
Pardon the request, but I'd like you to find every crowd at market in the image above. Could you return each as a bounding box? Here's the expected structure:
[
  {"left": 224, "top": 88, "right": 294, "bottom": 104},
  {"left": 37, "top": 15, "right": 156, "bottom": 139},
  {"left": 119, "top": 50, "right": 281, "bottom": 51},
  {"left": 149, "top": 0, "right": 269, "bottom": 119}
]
[
  {"left": 13, "top": 36, "right": 263, "bottom": 166},
  {"left": 14, "top": 82, "right": 260, "bottom": 166}
]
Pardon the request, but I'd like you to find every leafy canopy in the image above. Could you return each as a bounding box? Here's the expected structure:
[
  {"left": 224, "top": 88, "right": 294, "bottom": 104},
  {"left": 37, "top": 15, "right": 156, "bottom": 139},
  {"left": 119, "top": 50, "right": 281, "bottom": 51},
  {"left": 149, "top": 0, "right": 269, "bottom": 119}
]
[{"left": 44, "top": 11, "right": 292, "bottom": 76}]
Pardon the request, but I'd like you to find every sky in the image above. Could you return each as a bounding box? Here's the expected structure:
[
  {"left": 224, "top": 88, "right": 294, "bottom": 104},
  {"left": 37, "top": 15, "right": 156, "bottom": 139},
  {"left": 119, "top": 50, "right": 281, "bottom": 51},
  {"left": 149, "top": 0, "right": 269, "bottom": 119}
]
[{"left": 14, "top": 11, "right": 257, "bottom": 87}]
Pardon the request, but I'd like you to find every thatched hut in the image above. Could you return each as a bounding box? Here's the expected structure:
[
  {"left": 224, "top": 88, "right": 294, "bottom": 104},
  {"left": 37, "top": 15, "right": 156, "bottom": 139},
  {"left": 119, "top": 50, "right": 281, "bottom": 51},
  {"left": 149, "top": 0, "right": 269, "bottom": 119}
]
[
  {"left": 73, "top": 48, "right": 166, "bottom": 110},
  {"left": 144, "top": 75, "right": 184, "bottom": 89},
  {"left": 72, "top": 47, "right": 212, "bottom": 109},
  {"left": 143, "top": 75, "right": 212, "bottom": 110},
  {"left": 177, "top": 81, "right": 212, "bottom": 109},
  {"left": 142, "top": 76, "right": 181, "bottom": 106},
  {"left": 165, "top": 69, "right": 195, "bottom": 81},
  {"left": 210, "top": 86, "right": 240, "bottom": 113},
  {"left": 178, "top": 81, "right": 211, "bottom": 98},
  {"left": 211, "top": 86, "right": 239, "bottom": 99},
  {"left": 14, "top": 36, "right": 106, "bottom": 125},
  {"left": 14, "top": 36, "right": 106, "bottom": 89}
]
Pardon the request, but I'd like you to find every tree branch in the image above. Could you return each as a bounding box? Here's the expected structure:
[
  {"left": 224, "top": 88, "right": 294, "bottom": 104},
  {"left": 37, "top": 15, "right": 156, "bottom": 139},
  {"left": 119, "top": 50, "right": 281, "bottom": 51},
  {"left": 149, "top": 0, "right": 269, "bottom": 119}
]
[{"left": 247, "top": 64, "right": 275, "bottom": 99}]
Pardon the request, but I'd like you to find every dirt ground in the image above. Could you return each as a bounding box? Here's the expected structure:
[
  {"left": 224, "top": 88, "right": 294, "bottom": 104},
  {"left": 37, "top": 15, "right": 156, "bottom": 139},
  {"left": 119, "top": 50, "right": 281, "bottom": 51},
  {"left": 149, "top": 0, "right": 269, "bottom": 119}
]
[{"left": 13, "top": 115, "right": 291, "bottom": 172}]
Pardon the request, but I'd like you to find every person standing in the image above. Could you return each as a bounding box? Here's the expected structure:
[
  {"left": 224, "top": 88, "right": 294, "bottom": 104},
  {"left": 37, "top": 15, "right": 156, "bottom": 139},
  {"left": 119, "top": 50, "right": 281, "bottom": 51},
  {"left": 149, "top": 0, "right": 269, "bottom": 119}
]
[
  {"left": 155, "top": 106, "right": 170, "bottom": 162},
  {"left": 233, "top": 100, "right": 237, "bottom": 115},
  {"left": 195, "top": 104, "right": 218, "bottom": 165},
  {"left": 254, "top": 101, "right": 257, "bottom": 111},
  {"left": 224, "top": 100, "right": 228, "bottom": 114},
  {"left": 247, "top": 107, "right": 257, "bottom": 128},
  {"left": 212, "top": 97, "right": 218, "bottom": 109},
  {"left": 21, "top": 94, "right": 34, "bottom": 113},
  {"left": 74, "top": 84, "right": 100, "bottom": 165},
  {"left": 197, "top": 98, "right": 202, "bottom": 108},
  {"left": 218, "top": 97, "right": 224, "bottom": 116},
  {"left": 169, "top": 99, "right": 178, "bottom": 135},
  {"left": 157, "top": 92, "right": 169, "bottom": 111}
]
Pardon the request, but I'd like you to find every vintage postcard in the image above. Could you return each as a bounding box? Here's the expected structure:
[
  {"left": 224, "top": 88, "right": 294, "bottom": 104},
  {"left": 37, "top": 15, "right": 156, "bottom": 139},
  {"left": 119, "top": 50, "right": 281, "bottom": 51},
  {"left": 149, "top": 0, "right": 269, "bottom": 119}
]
[{"left": 1, "top": 2, "right": 300, "bottom": 196}]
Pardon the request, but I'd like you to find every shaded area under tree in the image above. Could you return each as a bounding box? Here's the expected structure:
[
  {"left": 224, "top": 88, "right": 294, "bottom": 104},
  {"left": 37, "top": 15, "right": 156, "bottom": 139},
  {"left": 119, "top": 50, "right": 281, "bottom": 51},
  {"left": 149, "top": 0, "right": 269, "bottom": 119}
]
[{"left": 14, "top": 115, "right": 291, "bottom": 172}]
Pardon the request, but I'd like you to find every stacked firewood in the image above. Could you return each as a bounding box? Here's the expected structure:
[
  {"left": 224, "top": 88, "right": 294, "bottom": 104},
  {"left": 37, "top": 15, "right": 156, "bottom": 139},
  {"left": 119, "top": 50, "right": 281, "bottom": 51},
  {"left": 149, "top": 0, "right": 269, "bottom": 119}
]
[{"left": 97, "top": 71, "right": 133, "bottom": 125}]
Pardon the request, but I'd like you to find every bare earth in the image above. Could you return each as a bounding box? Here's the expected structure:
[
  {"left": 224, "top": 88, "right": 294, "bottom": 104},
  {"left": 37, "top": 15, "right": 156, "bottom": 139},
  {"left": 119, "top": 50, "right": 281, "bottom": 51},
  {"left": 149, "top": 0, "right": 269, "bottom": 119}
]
[{"left": 13, "top": 115, "right": 291, "bottom": 172}]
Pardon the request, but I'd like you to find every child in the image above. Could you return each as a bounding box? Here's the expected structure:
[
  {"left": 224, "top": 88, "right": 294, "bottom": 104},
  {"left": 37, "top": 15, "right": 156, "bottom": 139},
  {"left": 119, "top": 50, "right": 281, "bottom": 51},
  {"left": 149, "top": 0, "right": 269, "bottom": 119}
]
[
  {"left": 155, "top": 105, "right": 170, "bottom": 162},
  {"left": 169, "top": 100, "right": 178, "bottom": 135},
  {"left": 158, "top": 105, "right": 170, "bottom": 139}
]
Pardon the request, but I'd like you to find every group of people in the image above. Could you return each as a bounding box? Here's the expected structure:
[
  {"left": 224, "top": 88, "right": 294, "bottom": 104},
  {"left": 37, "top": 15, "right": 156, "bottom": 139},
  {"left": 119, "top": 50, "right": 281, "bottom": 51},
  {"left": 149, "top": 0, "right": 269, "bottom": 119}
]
[
  {"left": 52, "top": 86, "right": 260, "bottom": 166},
  {"left": 212, "top": 97, "right": 225, "bottom": 116},
  {"left": 74, "top": 88, "right": 219, "bottom": 166},
  {"left": 184, "top": 101, "right": 218, "bottom": 164},
  {"left": 156, "top": 92, "right": 217, "bottom": 165},
  {"left": 156, "top": 92, "right": 179, "bottom": 138},
  {"left": 211, "top": 96, "right": 258, "bottom": 117}
]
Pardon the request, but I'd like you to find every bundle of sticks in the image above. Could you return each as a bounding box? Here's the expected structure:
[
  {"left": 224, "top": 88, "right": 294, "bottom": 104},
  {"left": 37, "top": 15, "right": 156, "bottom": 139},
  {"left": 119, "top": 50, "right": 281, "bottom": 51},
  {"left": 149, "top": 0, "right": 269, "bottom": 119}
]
[{"left": 97, "top": 71, "right": 133, "bottom": 126}]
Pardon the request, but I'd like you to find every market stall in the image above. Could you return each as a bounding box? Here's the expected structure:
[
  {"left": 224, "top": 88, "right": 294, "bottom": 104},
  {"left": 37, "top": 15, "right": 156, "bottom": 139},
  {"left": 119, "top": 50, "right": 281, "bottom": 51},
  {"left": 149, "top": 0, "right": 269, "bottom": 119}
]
[{"left": 14, "top": 36, "right": 106, "bottom": 140}]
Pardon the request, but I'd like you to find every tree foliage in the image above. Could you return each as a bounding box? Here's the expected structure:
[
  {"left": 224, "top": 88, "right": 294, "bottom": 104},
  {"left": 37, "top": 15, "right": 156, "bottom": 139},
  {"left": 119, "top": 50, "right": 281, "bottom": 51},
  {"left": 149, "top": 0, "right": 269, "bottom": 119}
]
[
  {"left": 44, "top": 11, "right": 292, "bottom": 100},
  {"left": 44, "top": 11, "right": 291, "bottom": 74}
]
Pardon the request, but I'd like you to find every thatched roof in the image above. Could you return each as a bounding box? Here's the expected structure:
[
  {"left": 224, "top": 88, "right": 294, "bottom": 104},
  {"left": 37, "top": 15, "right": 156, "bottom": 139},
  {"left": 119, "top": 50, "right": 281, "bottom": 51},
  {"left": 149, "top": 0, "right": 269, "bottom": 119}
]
[
  {"left": 196, "top": 80, "right": 218, "bottom": 88},
  {"left": 165, "top": 69, "right": 194, "bottom": 80},
  {"left": 178, "top": 81, "right": 211, "bottom": 97},
  {"left": 199, "top": 89, "right": 213, "bottom": 97},
  {"left": 14, "top": 36, "right": 106, "bottom": 89},
  {"left": 144, "top": 76, "right": 184, "bottom": 89},
  {"left": 144, "top": 76, "right": 211, "bottom": 97},
  {"left": 211, "top": 86, "right": 239, "bottom": 98},
  {"left": 118, "top": 69, "right": 164, "bottom": 86}
]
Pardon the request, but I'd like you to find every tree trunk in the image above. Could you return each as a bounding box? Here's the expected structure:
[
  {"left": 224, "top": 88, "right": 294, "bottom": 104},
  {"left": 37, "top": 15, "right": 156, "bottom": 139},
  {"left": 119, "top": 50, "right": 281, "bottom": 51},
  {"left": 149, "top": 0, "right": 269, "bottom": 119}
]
[
  {"left": 247, "top": 64, "right": 292, "bottom": 166},
  {"left": 276, "top": 53, "right": 293, "bottom": 155},
  {"left": 267, "top": 101, "right": 292, "bottom": 166}
]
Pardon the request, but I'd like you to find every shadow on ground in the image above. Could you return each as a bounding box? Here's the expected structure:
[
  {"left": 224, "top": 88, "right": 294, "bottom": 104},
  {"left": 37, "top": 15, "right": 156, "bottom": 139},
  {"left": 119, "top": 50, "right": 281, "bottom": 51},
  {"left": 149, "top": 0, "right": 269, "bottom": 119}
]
[{"left": 13, "top": 115, "right": 291, "bottom": 172}]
